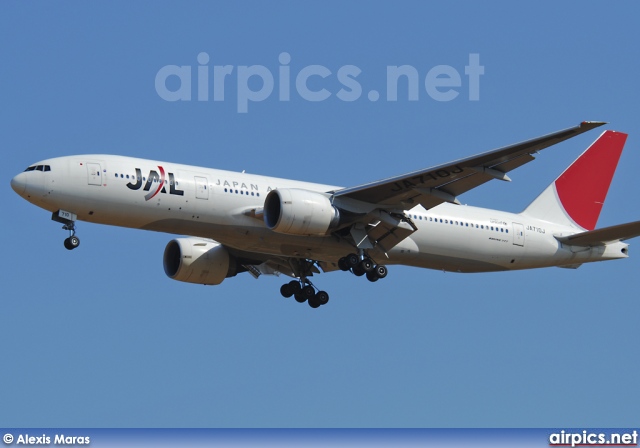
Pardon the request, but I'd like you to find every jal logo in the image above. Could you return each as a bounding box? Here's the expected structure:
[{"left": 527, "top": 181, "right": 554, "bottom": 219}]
[{"left": 126, "top": 166, "right": 184, "bottom": 201}]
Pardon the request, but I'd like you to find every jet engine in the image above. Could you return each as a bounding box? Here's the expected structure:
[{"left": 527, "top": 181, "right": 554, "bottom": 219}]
[
  {"left": 163, "top": 238, "right": 237, "bottom": 285},
  {"left": 263, "top": 188, "right": 340, "bottom": 236}
]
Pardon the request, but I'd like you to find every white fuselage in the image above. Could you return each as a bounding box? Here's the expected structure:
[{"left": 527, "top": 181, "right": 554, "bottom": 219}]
[{"left": 11, "top": 155, "right": 628, "bottom": 273}]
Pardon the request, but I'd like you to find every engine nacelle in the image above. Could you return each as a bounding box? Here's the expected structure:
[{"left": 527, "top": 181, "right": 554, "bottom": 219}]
[
  {"left": 263, "top": 188, "right": 339, "bottom": 236},
  {"left": 163, "top": 238, "right": 236, "bottom": 285}
]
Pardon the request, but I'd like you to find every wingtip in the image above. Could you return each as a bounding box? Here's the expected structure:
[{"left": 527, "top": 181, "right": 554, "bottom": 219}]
[{"left": 580, "top": 121, "right": 608, "bottom": 128}]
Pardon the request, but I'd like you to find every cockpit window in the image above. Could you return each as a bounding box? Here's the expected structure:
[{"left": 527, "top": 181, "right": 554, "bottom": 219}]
[{"left": 23, "top": 165, "right": 51, "bottom": 172}]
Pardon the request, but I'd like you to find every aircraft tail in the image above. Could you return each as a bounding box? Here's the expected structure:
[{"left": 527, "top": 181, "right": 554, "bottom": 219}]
[{"left": 521, "top": 130, "right": 628, "bottom": 230}]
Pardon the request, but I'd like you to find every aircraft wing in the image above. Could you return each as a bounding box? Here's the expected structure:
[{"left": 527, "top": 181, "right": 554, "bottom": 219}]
[
  {"left": 330, "top": 121, "right": 606, "bottom": 210},
  {"left": 555, "top": 221, "right": 640, "bottom": 246}
]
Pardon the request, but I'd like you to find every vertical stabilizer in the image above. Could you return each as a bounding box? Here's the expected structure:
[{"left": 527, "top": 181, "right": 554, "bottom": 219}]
[{"left": 521, "top": 130, "right": 627, "bottom": 230}]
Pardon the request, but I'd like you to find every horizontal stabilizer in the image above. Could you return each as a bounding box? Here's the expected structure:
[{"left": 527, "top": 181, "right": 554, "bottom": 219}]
[{"left": 555, "top": 220, "right": 640, "bottom": 246}]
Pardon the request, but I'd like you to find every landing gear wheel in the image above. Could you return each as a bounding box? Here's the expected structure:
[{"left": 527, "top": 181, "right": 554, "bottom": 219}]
[
  {"left": 301, "top": 285, "right": 315, "bottom": 300},
  {"left": 316, "top": 291, "right": 329, "bottom": 305},
  {"left": 308, "top": 296, "right": 321, "bottom": 308},
  {"left": 374, "top": 265, "right": 388, "bottom": 279},
  {"left": 346, "top": 253, "right": 360, "bottom": 269},
  {"left": 366, "top": 271, "right": 379, "bottom": 282},
  {"left": 289, "top": 280, "right": 302, "bottom": 295},
  {"left": 64, "top": 236, "right": 80, "bottom": 250},
  {"left": 280, "top": 284, "right": 294, "bottom": 298},
  {"left": 352, "top": 266, "right": 365, "bottom": 277},
  {"left": 359, "top": 258, "right": 374, "bottom": 272},
  {"left": 69, "top": 235, "right": 80, "bottom": 248},
  {"left": 338, "top": 257, "right": 349, "bottom": 271},
  {"left": 294, "top": 293, "right": 307, "bottom": 303}
]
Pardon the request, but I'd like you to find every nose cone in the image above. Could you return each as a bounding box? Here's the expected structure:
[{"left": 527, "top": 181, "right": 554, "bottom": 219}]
[{"left": 11, "top": 172, "right": 27, "bottom": 196}]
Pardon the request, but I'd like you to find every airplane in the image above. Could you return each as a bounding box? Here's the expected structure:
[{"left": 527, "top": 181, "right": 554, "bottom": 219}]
[{"left": 10, "top": 122, "right": 640, "bottom": 308}]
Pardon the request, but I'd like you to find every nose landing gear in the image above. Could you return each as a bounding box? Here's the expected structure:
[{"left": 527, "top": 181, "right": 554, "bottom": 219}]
[
  {"left": 52, "top": 210, "right": 80, "bottom": 251},
  {"left": 63, "top": 228, "right": 80, "bottom": 250}
]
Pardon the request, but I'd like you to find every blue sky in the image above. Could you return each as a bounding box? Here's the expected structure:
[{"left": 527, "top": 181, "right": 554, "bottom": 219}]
[{"left": 1, "top": 1, "right": 639, "bottom": 428}]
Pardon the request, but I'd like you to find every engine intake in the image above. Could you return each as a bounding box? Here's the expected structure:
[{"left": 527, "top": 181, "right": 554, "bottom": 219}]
[
  {"left": 263, "top": 188, "right": 339, "bottom": 236},
  {"left": 163, "top": 238, "right": 237, "bottom": 285}
]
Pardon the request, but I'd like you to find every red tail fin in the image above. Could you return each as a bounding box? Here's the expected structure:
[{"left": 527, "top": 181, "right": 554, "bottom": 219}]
[
  {"left": 555, "top": 131, "right": 627, "bottom": 230},
  {"left": 522, "top": 130, "right": 627, "bottom": 230}
]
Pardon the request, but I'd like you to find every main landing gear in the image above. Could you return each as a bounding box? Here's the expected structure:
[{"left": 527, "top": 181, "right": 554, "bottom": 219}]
[
  {"left": 338, "top": 253, "right": 388, "bottom": 282},
  {"left": 280, "top": 279, "right": 330, "bottom": 309},
  {"left": 277, "top": 253, "right": 388, "bottom": 309}
]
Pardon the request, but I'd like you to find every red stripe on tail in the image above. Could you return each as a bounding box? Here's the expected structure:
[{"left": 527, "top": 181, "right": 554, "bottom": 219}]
[{"left": 555, "top": 131, "right": 627, "bottom": 230}]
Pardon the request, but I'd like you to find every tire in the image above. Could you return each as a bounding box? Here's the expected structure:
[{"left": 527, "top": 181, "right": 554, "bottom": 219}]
[
  {"left": 289, "top": 280, "right": 302, "bottom": 294},
  {"left": 316, "top": 291, "right": 329, "bottom": 305},
  {"left": 375, "top": 265, "right": 388, "bottom": 279},
  {"left": 359, "top": 258, "right": 374, "bottom": 272},
  {"left": 308, "top": 296, "right": 321, "bottom": 308},
  {"left": 280, "top": 284, "right": 293, "bottom": 298},
  {"left": 366, "top": 271, "right": 379, "bottom": 282},
  {"left": 352, "top": 266, "right": 365, "bottom": 277},
  {"left": 338, "top": 257, "right": 349, "bottom": 271},
  {"left": 69, "top": 236, "right": 80, "bottom": 249},
  {"left": 294, "top": 293, "right": 306, "bottom": 303},
  {"left": 346, "top": 253, "right": 359, "bottom": 269},
  {"left": 63, "top": 238, "right": 73, "bottom": 250},
  {"left": 301, "top": 285, "right": 315, "bottom": 299}
]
